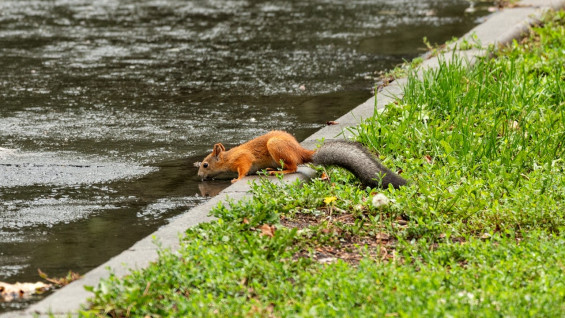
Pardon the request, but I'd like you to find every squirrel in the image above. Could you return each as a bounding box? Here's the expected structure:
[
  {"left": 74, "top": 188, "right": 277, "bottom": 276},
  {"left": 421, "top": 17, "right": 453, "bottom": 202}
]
[{"left": 197, "top": 130, "right": 407, "bottom": 189}]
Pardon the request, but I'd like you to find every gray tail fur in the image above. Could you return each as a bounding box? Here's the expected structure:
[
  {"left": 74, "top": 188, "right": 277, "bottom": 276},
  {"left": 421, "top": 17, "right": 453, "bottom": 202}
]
[{"left": 311, "top": 140, "right": 407, "bottom": 189}]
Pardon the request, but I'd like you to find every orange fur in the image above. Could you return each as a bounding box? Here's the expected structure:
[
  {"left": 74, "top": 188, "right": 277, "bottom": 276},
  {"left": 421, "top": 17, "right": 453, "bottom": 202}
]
[{"left": 198, "top": 131, "right": 315, "bottom": 183}]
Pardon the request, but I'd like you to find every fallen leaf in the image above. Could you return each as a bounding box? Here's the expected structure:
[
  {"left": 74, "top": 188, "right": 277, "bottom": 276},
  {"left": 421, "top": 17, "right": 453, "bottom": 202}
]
[
  {"left": 242, "top": 218, "right": 249, "bottom": 224},
  {"left": 326, "top": 121, "right": 339, "bottom": 126},
  {"left": 0, "top": 281, "right": 52, "bottom": 302},
  {"left": 424, "top": 155, "right": 433, "bottom": 164},
  {"left": 259, "top": 224, "right": 275, "bottom": 238},
  {"left": 38, "top": 269, "right": 81, "bottom": 287},
  {"left": 320, "top": 172, "right": 329, "bottom": 181}
]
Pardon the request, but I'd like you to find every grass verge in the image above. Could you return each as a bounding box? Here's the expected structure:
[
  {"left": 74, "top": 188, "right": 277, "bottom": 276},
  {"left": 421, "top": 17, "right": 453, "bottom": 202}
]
[{"left": 82, "top": 10, "right": 565, "bottom": 317}]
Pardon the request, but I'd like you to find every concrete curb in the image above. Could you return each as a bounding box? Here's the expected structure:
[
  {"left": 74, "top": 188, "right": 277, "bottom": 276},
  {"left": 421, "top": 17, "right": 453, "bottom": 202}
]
[{"left": 5, "top": 0, "right": 564, "bottom": 316}]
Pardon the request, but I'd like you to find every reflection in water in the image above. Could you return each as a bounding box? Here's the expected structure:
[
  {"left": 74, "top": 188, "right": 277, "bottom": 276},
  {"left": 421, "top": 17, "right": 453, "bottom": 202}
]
[
  {"left": 0, "top": 0, "right": 491, "bottom": 311},
  {"left": 198, "top": 181, "right": 232, "bottom": 198}
]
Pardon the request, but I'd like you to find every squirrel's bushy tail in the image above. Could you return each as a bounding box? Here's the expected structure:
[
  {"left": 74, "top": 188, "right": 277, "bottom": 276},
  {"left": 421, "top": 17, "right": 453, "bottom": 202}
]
[{"left": 311, "top": 140, "right": 407, "bottom": 189}]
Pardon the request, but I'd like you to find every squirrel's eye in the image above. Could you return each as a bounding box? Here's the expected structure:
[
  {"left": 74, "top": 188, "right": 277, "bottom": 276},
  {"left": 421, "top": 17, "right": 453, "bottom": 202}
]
[{"left": 203, "top": 162, "right": 209, "bottom": 168}]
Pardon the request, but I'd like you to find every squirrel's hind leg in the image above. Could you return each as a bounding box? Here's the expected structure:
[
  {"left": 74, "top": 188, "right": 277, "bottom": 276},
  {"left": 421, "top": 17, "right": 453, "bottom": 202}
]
[{"left": 266, "top": 138, "right": 299, "bottom": 174}]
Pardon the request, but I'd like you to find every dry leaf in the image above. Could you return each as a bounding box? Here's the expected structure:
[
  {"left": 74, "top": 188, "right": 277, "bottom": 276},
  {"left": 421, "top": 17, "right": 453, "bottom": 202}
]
[
  {"left": 0, "top": 281, "right": 52, "bottom": 302},
  {"left": 424, "top": 155, "right": 433, "bottom": 164},
  {"left": 320, "top": 172, "right": 329, "bottom": 181},
  {"left": 259, "top": 224, "right": 275, "bottom": 238},
  {"left": 326, "top": 121, "right": 339, "bottom": 126},
  {"left": 242, "top": 218, "right": 249, "bottom": 224},
  {"left": 38, "top": 269, "right": 81, "bottom": 287}
]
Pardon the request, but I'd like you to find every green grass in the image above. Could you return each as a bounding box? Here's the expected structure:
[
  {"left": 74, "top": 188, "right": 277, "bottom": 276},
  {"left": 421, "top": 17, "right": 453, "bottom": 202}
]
[
  {"left": 353, "top": 12, "right": 565, "bottom": 238},
  {"left": 82, "top": 10, "right": 565, "bottom": 318}
]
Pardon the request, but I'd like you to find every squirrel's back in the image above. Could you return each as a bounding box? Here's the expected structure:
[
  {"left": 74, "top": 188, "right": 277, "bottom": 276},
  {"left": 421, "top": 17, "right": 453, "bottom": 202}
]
[{"left": 311, "top": 140, "right": 407, "bottom": 189}]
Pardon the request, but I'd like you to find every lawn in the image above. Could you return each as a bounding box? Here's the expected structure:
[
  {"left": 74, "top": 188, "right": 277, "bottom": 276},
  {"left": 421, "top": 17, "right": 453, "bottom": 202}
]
[{"left": 82, "top": 10, "right": 565, "bottom": 317}]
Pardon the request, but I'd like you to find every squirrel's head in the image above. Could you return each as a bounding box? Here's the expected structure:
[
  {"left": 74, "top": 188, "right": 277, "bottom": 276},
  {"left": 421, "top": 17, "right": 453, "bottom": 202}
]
[{"left": 197, "top": 143, "right": 226, "bottom": 180}]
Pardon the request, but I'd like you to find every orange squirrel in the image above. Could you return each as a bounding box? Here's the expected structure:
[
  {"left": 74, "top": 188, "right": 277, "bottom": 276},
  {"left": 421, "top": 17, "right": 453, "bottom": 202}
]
[{"left": 197, "top": 131, "right": 407, "bottom": 189}]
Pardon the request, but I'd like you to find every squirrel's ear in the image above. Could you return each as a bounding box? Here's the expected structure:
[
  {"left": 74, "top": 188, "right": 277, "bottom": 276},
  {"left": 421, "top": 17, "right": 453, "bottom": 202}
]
[{"left": 212, "top": 143, "right": 225, "bottom": 157}]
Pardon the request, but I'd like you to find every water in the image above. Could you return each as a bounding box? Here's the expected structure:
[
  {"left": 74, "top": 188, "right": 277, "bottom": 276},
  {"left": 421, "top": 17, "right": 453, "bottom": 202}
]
[{"left": 0, "top": 0, "right": 492, "bottom": 311}]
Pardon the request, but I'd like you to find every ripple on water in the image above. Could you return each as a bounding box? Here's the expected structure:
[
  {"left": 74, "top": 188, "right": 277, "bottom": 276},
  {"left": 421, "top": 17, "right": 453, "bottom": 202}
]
[
  {"left": 136, "top": 196, "right": 207, "bottom": 221},
  {"left": 1, "top": 198, "right": 119, "bottom": 229},
  {"left": 0, "top": 150, "right": 155, "bottom": 188}
]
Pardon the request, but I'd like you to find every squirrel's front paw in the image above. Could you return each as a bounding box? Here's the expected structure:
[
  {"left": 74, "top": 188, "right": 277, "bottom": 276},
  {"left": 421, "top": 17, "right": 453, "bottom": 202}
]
[{"left": 231, "top": 178, "right": 238, "bottom": 183}]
